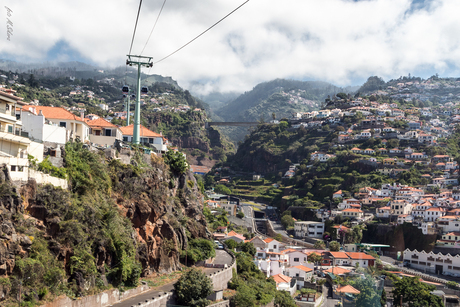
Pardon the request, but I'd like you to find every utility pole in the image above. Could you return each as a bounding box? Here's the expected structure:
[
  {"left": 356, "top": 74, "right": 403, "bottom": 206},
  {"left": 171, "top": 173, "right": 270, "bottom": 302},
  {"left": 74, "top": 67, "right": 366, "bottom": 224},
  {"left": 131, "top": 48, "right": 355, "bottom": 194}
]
[{"left": 126, "top": 55, "right": 153, "bottom": 144}]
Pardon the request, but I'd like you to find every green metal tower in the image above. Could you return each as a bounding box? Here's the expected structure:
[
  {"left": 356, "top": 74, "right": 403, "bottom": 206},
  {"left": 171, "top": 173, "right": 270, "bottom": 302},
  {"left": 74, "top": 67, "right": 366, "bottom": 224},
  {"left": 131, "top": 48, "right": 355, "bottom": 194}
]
[{"left": 126, "top": 55, "right": 153, "bottom": 144}]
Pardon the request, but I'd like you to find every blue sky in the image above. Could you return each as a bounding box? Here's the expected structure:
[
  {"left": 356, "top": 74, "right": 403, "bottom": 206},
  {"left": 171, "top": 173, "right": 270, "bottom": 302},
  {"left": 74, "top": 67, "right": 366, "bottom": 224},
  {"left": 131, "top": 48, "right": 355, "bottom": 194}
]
[{"left": 2, "top": 0, "right": 460, "bottom": 93}]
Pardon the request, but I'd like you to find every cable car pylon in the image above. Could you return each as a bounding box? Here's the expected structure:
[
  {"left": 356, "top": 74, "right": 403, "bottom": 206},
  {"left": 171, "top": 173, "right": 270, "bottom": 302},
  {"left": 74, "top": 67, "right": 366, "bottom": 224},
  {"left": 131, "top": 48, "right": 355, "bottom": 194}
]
[{"left": 126, "top": 55, "right": 153, "bottom": 145}]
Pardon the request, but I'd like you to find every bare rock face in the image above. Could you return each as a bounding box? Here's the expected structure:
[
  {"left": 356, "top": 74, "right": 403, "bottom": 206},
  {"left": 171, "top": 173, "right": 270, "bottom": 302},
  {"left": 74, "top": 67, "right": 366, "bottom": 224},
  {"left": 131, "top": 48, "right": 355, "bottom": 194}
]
[
  {"left": 0, "top": 166, "right": 36, "bottom": 281},
  {"left": 114, "top": 162, "right": 208, "bottom": 275}
]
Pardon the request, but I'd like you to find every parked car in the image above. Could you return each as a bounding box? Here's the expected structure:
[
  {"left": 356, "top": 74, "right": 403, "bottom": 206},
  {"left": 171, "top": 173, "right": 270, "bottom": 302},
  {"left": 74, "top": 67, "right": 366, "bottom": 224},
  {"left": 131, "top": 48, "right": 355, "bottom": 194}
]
[{"left": 316, "top": 270, "right": 326, "bottom": 278}]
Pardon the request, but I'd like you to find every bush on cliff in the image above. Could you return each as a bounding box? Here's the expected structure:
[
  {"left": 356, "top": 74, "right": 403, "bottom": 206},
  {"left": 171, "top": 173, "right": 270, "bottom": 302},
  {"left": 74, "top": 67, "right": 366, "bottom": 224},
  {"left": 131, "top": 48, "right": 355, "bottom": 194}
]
[{"left": 174, "top": 268, "right": 212, "bottom": 307}]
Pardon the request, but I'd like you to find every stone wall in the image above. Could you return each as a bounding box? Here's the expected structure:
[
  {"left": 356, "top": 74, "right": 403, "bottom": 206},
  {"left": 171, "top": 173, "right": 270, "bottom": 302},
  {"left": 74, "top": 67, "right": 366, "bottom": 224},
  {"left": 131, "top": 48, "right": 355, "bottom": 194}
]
[
  {"left": 38, "top": 285, "right": 151, "bottom": 307},
  {"left": 124, "top": 292, "right": 172, "bottom": 307},
  {"left": 208, "top": 300, "right": 230, "bottom": 307},
  {"left": 207, "top": 249, "right": 237, "bottom": 291},
  {"left": 28, "top": 169, "right": 68, "bottom": 189}
]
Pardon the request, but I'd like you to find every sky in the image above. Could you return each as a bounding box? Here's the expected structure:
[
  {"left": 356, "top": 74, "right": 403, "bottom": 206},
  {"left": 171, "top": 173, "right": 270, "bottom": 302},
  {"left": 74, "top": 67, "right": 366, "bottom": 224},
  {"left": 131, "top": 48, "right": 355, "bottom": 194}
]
[{"left": 2, "top": 0, "right": 460, "bottom": 94}]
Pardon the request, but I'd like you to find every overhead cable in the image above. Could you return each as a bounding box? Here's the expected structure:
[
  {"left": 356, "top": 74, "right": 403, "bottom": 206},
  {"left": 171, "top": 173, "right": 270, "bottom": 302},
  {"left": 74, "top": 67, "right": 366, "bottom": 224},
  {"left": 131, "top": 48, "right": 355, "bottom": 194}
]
[
  {"left": 140, "top": 0, "right": 168, "bottom": 55},
  {"left": 153, "top": 0, "right": 250, "bottom": 65},
  {"left": 128, "top": 0, "right": 144, "bottom": 55}
]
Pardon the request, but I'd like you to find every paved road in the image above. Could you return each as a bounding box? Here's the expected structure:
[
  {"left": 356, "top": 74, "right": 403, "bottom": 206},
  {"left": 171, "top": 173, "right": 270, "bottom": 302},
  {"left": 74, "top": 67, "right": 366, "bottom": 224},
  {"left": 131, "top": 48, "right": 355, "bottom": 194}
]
[{"left": 109, "top": 250, "right": 233, "bottom": 307}]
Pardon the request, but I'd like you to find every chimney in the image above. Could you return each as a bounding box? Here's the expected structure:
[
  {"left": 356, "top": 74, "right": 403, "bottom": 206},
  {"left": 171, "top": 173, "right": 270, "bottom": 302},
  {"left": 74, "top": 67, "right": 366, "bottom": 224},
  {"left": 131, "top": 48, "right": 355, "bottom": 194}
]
[{"left": 80, "top": 111, "right": 84, "bottom": 120}]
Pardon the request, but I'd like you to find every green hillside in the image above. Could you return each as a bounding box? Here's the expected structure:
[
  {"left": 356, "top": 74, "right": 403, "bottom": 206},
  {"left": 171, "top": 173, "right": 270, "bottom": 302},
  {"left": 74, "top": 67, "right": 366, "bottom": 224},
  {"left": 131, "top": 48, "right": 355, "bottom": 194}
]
[{"left": 215, "top": 79, "right": 343, "bottom": 122}]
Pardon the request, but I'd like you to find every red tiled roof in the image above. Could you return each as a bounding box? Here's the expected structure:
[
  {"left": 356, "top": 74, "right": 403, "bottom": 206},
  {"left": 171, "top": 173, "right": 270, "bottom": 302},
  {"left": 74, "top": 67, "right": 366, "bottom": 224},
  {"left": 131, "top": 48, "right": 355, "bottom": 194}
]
[
  {"left": 346, "top": 252, "right": 375, "bottom": 260},
  {"left": 292, "top": 265, "right": 313, "bottom": 273},
  {"left": 328, "top": 252, "right": 349, "bottom": 259},
  {"left": 86, "top": 117, "right": 118, "bottom": 128},
  {"left": 324, "top": 267, "right": 351, "bottom": 275},
  {"left": 120, "top": 124, "right": 162, "bottom": 138},
  {"left": 272, "top": 274, "right": 291, "bottom": 284},
  {"left": 336, "top": 285, "right": 360, "bottom": 295},
  {"left": 343, "top": 208, "right": 363, "bottom": 213},
  {"left": 23, "top": 105, "right": 83, "bottom": 121}
]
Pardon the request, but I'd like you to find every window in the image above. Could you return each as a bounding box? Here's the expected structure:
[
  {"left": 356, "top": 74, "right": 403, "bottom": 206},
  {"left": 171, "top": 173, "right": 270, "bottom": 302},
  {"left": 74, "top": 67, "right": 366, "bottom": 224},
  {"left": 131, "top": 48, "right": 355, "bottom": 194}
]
[
  {"left": 304, "top": 257, "right": 306, "bottom": 262},
  {"left": 59, "top": 122, "right": 66, "bottom": 128},
  {"left": 294, "top": 258, "right": 299, "bottom": 262},
  {"left": 105, "top": 129, "right": 112, "bottom": 137},
  {"left": 5, "top": 104, "right": 9, "bottom": 111},
  {"left": 10, "top": 166, "right": 16, "bottom": 171},
  {"left": 7, "top": 125, "right": 12, "bottom": 133},
  {"left": 95, "top": 130, "right": 101, "bottom": 136},
  {"left": 273, "top": 245, "right": 277, "bottom": 249},
  {"left": 123, "top": 137, "right": 129, "bottom": 142}
]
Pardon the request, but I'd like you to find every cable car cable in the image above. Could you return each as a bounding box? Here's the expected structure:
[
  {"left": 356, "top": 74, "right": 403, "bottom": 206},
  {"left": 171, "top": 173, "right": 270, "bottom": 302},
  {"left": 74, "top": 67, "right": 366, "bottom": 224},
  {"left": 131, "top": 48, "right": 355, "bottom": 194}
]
[
  {"left": 153, "top": 0, "right": 250, "bottom": 65},
  {"left": 140, "top": 0, "right": 168, "bottom": 56},
  {"left": 128, "top": 0, "right": 144, "bottom": 55}
]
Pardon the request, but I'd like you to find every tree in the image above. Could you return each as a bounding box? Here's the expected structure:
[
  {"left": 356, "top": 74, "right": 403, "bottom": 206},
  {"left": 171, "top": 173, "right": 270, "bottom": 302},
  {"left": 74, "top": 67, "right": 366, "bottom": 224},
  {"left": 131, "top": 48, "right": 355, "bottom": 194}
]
[
  {"left": 231, "top": 282, "right": 257, "bottom": 307},
  {"left": 350, "top": 275, "right": 381, "bottom": 307},
  {"left": 308, "top": 253, "right": 323, "bottom": 269},
  {"left": 236, "top": 211, "right": 245, "bottom": 219},
  {"left": 214, "top": 184, "right": 232, "bottom": 195},
  {"left": 281, "top": 215, "right": 295, "bottom": 229},
  {"left": 314, "top": 240, "right": 326, "bottom": 249},
  {"left": 225, "top": 239, "right": 238, "bottom": 250},
  {"left": 189, "top": 239, "right": 216, "bottom": 260},
  {"left": 329, "top": 241, "right": 340, "bottom": 252},
  {"left": 274, "top": 233, "right": 283, "bottom": 242},
  {"left": 239, "top": 242, "right": 257, "bottom": 257},
  {"left": 274, "top": 290, "right": 297, "bottom": 307},
  {"left": 27, "top": 74, "right": 38, "bottom": 88},
  {"left": 336, "top": 92, "right": 347, "bottom": 100},
  {"left": 164, "top": 150, "right": 189, "bottom": 174},
  {"left": 392, "top": 276, "right": 443, "bottom": 307},
  {"left": 174, "top": 268, "right": 213, "bottom": 307}
]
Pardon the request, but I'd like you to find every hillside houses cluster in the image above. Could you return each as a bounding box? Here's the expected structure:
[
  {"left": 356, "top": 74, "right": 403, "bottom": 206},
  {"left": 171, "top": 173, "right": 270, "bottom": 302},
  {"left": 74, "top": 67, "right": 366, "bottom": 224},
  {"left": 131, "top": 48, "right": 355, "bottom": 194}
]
[
  {"left": 212, "top": 226, "right": 376, "bottom": 295},
  {"left": 315, "top": 181, "right": 460, "bottom": 248},
  {"left": 0, "top": 87, "right": 174, "bottom": 182}
]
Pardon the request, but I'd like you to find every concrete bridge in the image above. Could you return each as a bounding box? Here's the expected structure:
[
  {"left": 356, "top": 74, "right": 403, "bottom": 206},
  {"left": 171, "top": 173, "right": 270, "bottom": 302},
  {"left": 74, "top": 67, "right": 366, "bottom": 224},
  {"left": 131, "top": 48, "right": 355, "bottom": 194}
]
[{"left": 205, "top": 122, "right": 259, "bottom": 128}]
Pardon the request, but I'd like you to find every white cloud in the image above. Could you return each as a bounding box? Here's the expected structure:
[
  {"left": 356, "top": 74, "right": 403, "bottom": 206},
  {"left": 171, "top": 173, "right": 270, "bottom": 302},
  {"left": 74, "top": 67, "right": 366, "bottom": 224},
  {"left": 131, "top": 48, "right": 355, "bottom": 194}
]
[{"left": 2, "top": 0, "right": 460, "bottom": 94}]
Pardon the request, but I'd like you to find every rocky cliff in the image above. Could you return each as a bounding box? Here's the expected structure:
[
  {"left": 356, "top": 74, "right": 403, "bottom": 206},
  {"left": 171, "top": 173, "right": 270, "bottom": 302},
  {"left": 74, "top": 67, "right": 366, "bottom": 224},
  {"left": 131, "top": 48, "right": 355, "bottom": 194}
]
[{"left": 0, "top": 143, "right": 209, "bottom": 304}]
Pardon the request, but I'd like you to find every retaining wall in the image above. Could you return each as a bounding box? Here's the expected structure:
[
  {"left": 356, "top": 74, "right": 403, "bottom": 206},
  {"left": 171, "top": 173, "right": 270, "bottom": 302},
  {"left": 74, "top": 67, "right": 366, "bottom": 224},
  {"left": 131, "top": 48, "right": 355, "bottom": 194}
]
[
  {"left": 28, "top": 169, "right": 68, "bottom": 189},
  {"left": 208, "top": 300, "right": 230, "bottom": 307},
  {"left": 38, "top": 285, "right": 150, "bottom": 307},
  {"left": 124, "top": 292, "right": 172, "bottom": 307},
  {"left": 207, "top": 249, "right": 237, "bottom": 291}
]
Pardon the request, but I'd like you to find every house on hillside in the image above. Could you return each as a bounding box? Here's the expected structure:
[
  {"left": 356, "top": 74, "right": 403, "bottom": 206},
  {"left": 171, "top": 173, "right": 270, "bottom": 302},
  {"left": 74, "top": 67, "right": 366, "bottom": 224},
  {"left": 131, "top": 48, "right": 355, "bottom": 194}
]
[
  {"left": 294, "top": 221, "right": 324, "bottom": 239},
  {"left": 272, "top": 274, "right": 296, "bottom": 295},
  {"left": 22, "top": 105, "right": 90, "bottom": 143},
  {"left": 285, "top": 265, "right": 313, "bottom": 289},
  {"left": 120, "top": 124, "right": 168, "bottom": 153},
  {"left": 86, "top": 117, "right": 122, "bottom": 147}
]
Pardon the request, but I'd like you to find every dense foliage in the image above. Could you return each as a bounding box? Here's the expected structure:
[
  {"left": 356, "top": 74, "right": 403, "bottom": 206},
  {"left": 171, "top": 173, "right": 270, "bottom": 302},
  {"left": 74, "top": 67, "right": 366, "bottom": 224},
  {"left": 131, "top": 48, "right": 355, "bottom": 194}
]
[
  {"left": 228, "top": 249, "right": 296, "bottom": 307},
  {"left": 164, "top": 149, "right": 190, "bottom": 175},
  {"left": 392, "top": 277, "right": 443, "bottom": 307},
  {"left": 174, "top": 268, "right": 213, "bottom": 307}
]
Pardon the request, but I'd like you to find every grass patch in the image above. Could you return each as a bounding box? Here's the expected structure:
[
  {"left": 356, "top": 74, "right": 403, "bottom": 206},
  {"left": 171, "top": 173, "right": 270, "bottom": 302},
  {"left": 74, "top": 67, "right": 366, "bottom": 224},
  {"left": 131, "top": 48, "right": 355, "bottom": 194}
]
[{"left": 141, "top": 271, "right": 183, "bottom": 289}]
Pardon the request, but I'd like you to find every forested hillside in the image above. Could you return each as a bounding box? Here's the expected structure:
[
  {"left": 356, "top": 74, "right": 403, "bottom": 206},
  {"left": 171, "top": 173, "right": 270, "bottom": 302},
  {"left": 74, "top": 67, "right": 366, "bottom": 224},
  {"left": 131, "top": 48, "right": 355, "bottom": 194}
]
[{"left": 215, "top": 79, "right": 343, "bottom": 122}]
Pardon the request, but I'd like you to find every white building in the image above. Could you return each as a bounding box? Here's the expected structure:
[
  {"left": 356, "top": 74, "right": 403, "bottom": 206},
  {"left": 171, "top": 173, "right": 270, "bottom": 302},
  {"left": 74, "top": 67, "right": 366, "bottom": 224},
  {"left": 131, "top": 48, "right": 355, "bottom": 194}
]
[
  {"left": 120, "top": 124, "right": 168, "bottom": 153},
  {"left": 423, "top": 207, "right": 445, "bottom": 222},
  {"left": 22, "top": 106, "right": 90, "bottom": 143},
  {"left": 403, "top": 249, "right": 460, "bottom": 275},
  {"left": 285, "top": 265, "right": 314, "bottom": 289},
  {"left": 294, "top": 221, "right": 324, "bottom": 239}
]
